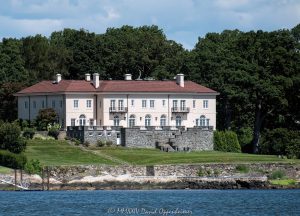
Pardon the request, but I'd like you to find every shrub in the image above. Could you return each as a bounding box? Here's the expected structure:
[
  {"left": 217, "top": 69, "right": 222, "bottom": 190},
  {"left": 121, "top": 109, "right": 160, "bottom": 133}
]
[
  {"left": 48, "top": 128, "right": 59, "bottom": 139},
  {"left": 197, "top": 168, "right": 206, "bottom": 177},
  {"left": 286, "top": 139, "right": 300, "bottom": 159},
  {"left": 0, "top": 150, "right": 27, "bottom": 169},
  {"left": 47, "top": 123, "right": 60, "bottom": 140},
  {"left": 71, "top": 138, "right": 81, "bottom": 146},
  {"left": 269, "top": 170, "right": 286, "bottom": 180},
  {"left": 23, "top": 127, "right": 36, "bottom": 139},
  {"left": 237, "top": 127, "right": 252, "bottom": 148},
  {"left": 214, "top": 130, "right": 241, "bottom": 153},
  {"left": 83, "top": 141, "right": 90, "bottom": 147},
  {"left": 97, "top": 140, "right": 105, "bottom": 147},
  {"left": 106, "top": 140, "right": 113, "bottom": 147},
  {"left": 260, "top": 128, "right": 300, "bottom": 158},
  {"left": 35, "top": 108, "right": 58, "bottom": 130},
  {"left": 235, "top": 164, "right": 250, "bottom": 173},
  {"left": 24, "top": 159, "right": 42, "bottom": 174},
  {"left": 0, "top": 122, "right": 26, "bottom": 153}
]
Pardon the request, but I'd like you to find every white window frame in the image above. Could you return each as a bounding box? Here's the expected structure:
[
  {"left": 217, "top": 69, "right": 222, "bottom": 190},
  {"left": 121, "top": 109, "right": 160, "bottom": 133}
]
[
  {"left": 71, "top": 118, "right": 76, "bottom": 126},
  {"left": 203, "top": 100, "right": 208, "bottom": 109},
  {"left": 74, "top": 100, "right": 79, "bottom": 108},
  {"left": 142, "top": 100, "right": 147, "bottom": 108},
  {"left": 150, "top": 100, "right": 155, "bottom": 108},
  {"left": 145, "top": 115, "right": 151, "bottom": 126},
  {"left": 160, "top": 115, "right": 166, "bottom": 127},
  {"left": 86, "top": 100, "right": 92, "bottom": 108}
]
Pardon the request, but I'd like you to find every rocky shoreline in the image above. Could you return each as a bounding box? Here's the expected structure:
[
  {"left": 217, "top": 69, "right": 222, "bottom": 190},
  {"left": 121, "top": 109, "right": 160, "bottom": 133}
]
[{"left": 1, "top": 163, "right": 299, "bottom": 190}]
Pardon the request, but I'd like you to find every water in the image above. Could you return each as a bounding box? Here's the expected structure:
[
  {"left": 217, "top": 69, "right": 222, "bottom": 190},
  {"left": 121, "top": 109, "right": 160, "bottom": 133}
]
[{"left": 0, "top": 190, "right": 299, "bottom": 216}]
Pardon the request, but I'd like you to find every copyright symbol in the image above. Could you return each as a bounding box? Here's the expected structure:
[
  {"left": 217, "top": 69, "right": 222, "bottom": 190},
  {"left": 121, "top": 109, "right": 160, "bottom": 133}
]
[{"left": 107, "top": 208, "right": 115, "bottom": 213}]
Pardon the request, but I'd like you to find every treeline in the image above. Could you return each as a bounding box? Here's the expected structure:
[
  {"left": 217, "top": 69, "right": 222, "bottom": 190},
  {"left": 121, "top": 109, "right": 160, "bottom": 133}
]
[{"left": 0, "top": 25, "right": 299, "bottom": 154}]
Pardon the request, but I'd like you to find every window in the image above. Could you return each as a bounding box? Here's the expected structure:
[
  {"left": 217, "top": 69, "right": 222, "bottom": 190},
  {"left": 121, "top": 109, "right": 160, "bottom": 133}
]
[
  {"left": 79, "top": 114, "right": 86, "bottom": 126},
  {"left": 131, "top": 99, "right": 134, "bottom": 106},
  {"left": 33, "top": 101, "right": 36, "bottom": 109},
  {"left": 52, "top": 100, "right": 55, "bottom": 108},
  {"left": 160, "top": 115, "right": 166, "bottom": 127},
  {"left": 145, "top": 115, "right": 151, "bottom": 126},
  {"left": 142, "top": 100, "right": 147, "bottom": 108},
  {"left": 25, "top": 101, "right": 28, "bottom": 109},
  {"left": 193, "top": 100, "right": 196, "bottom": 108},
  {"left": 86, "top": 100, "right": 92, "bottom": 108},
  {"left": 180, "top": 100, "right": 186, "bottom": 110},
  {"left": 150, "top": 100, "right": 155, "bottom": 108},
  {"left": 176, "top": 116, "right": 182, "bottom": 127},
  {"left": 200, "top": 115, "right": 206, "bottom": 126},
  {"left": 71, "top": 119, "right": 76, "bottom": 126},
  {"left": 60, "top": 100, "right": 63, "bottom": 108},
  {"left": 110, "top": 100, "right": 116, "bottom": 110},
  {"left": 89, "top": 119, "right": 94, "bottom": 126},
  {"left": 118, "top": 100, "right": 124, "bottom": 110},
  {"left": 203, "top": 100, "right": 208, "bottom": 109},
  {"left": 98, "top": 132, "right": 103, "bottom": 137},
  {"left": 129, "top": 115, "right": 135, "bottom": 127},
  {"left": 162, "top": 100, "right": 166, "bottom": 107},
  {"left": 74, "top": 100, "right": 79, "bottom": 108},
  {"left": 42, "top": 101, "right": 45, "bottom": 108},
  {"left": 173, "top": 100, "right": 178, "bottom": 108},
  {"left": 114, "top": 116, "right": 120, "bottom": 126}
]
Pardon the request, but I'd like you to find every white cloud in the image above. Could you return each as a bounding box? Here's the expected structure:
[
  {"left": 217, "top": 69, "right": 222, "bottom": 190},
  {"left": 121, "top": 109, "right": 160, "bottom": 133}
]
[{"left": 0, "top": 0, "right": 299, "bottom": 48}]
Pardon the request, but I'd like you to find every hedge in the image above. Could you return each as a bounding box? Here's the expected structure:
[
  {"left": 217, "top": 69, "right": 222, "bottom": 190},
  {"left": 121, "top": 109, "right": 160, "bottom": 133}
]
[
  {"left": 0, "top": 150, "right": 27, "bottom": 169},
  {"left": 214, "top": 130, "right": 241, "bottom": 153}
]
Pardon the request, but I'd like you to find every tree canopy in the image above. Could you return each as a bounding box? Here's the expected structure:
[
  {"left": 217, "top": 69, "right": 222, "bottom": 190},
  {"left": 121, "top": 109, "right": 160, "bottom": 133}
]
[{"left": 0, "top": 24, "right": 299, "bottom": 154}]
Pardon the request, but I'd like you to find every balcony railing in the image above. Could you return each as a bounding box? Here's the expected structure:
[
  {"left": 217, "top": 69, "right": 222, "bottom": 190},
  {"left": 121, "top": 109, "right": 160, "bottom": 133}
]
[
  {"left": 171, "top": 107, "right": 190, "bottom": 113},
  {"left": 109, "top": 107, "right": 128, "bottom": 113}
]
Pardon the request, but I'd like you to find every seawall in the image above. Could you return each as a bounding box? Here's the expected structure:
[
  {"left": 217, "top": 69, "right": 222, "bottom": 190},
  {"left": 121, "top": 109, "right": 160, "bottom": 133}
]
[{"left": 1, "top": 163, "right": 299, "bottom": 190}]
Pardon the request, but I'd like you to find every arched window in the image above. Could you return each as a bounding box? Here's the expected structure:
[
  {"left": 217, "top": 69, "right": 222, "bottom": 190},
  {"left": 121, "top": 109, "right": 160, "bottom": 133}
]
[
  {"left": 176, "top": 116, "right": 182, "bottom": 127},
  {"left": 160, "top": 115, "right": 166, "bottom": 127},
  {"left": 129, "top": 115, "right": 135, "bottom": 127},
  {"left": 145, "top": 115, "right": 151, "bottom": 126},
  {"left": 200, "top": 115, "right": 206, "bottom": 126},
  {"left": 79, "top": 114, "right": 86, "bottom": 126},
  {"left": 114, "top": 115, "right": 120, "bottom": 126}
]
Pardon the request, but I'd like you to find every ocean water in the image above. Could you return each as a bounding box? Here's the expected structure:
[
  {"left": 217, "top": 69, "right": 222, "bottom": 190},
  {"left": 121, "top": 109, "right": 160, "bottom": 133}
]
[{"left": 0, "top": 190, "right": 299, "bottom": 216}]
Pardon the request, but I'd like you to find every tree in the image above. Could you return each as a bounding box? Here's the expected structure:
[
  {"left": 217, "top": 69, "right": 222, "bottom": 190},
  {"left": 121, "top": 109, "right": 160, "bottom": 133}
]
[
  {"left": 0, "top": 82, "right": 24, "bottom": 121},
  {"left": 0, "top": 122, "right": 26, "bottom": 153},
  {"left": 35, "top": 108, "right": 58, "bottom": 130}
]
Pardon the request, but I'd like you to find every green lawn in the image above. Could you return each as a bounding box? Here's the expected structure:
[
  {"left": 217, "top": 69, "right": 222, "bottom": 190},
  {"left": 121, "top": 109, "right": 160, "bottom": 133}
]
[
  {"left": 0, "top": 166, "right": 12, "bottom": 174},
  {"left": 25, "top": 140, "right": 116, "bottom": 166},
  {"left": 94, "top": 147, "right": 299, "bottom": 165},
  {"left": 24, "top": 140, "right": 299, "bottom": 166}
]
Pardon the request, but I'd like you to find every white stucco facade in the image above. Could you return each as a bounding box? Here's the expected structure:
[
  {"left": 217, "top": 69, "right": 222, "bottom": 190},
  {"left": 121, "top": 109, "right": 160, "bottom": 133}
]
[{"left": 16, "top": 74, "right": 218, "bottom": 130}]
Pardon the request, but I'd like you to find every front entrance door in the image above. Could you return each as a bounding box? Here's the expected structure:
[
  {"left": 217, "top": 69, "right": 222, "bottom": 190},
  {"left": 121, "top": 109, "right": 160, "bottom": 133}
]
[{"left": 116, "top": 133, "right": 121, "bottom": 145}]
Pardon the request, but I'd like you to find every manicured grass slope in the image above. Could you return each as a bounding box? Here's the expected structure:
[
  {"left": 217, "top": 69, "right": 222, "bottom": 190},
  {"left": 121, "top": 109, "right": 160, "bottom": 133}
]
[
  {"left": 0, "top": 166, "right": 12, "bottom": 174},
  {"left": 96, "top": 147, "right": 299, "bottom": 165},
  {"left": 25, "top": 140, "right": 115, "bottom": 166},
  {"left": 24, "top": 140, "right": 299, "bottom": 166}
]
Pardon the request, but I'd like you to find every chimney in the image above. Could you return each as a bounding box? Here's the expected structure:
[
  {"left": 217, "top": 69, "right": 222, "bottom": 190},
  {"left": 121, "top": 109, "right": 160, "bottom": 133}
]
[
  {"left": 124, "top": 74, "right": 132, "bottom": 80},
  {"left": 85, "top": 73, "right": 91, "bottom": 81},
  {"left": 56, "top": 74, "right": 62, "bottom": 83},
  {"left": 176, "top": 74, "right": 184, "bottom": 87},
  {"left": 93, "top": 73, "right": 100, "bottom": 88}
]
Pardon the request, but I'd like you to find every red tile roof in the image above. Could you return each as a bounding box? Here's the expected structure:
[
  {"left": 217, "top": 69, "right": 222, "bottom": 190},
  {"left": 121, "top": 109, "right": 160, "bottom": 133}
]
[{"left": 15, "top": 80, "right": 218, "bottom": 95}]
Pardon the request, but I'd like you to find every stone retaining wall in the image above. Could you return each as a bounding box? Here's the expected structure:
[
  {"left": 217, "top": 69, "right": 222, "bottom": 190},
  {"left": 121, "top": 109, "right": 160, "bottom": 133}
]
[{"left": 47, "top": 163, "right": 300, "bottom": 181}]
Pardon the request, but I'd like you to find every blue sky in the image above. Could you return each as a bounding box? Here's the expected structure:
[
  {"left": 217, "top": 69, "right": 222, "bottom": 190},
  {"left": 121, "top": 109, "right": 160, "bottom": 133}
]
[{"left": 1, "top": 0, "right": 300, "bottom": 49}]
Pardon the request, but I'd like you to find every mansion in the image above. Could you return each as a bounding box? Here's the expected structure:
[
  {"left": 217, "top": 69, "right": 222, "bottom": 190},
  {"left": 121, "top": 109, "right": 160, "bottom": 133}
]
[{"left": 15, "top": 73, "right": 218, "bottom": 130}]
